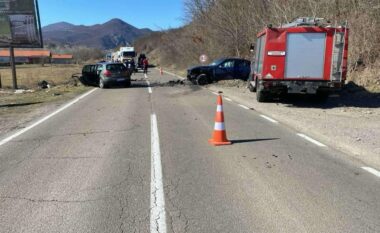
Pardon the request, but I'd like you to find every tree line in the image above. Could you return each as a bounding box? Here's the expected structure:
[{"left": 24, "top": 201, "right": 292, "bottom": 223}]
[{"left": 134, "top": 0, "right": 380, "bottom": 89}]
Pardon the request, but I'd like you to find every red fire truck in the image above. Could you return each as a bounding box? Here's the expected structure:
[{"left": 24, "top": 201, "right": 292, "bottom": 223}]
[{"left": 248, "top": 17, "right": 349, "bottom": 102}]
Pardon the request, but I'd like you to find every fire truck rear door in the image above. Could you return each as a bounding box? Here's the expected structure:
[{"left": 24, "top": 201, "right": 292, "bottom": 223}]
[{"left": 285, "top": 33, "right": 326, "bottom": 79}]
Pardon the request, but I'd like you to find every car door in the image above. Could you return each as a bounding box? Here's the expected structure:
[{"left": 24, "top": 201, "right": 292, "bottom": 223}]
[
  {"left": 96, "top": 64, "right": 104, "bottom": 79},
  {"left": 89, "top": 65, "right": 99, "bottom": 85},
  {"left": 214, "top": 59, "right": 235, "bottom": 80},
  {"left": 234, "top": 60, "right": 251, "bottom": 80},
  {"left": 81, "top": 65, "right": 93, "bottom": 85}
]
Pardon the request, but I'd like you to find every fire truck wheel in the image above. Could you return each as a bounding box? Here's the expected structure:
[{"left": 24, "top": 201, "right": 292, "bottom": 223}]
[
  {"left": 315, "top": 91, "right": 329, "bottom": 102},
  {"left": 196, "top": 74, "right": 208, "bottom": 85},
  {"left": 248, "top": 82, "right": 256, "bottom": 92},
  {"left": 256, "top": 89, "right": 269, "bottom": 102}
]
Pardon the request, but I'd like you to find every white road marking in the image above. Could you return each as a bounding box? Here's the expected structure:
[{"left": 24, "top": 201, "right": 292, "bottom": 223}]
[
  {"left": 238, "top": 104, "right": 250, "bottom": 110},
  {"left": 144, "top": 73, "right": 148, "bottom": 79},
  {"left": 0, "top": 88, "right": 98, "bottom": 147},
  {"left": 155, "top": 68, "right": 186, "bottom": 80},
  {"left": 211, "top": 92, "right": 219, "bottom": 95},
  {"left": 297, "top": 133, "right": 327, "bottom": 147},
  {"left": 225, "top": 97, "right": 232, "bottom": 102},
  {"left": 260, "top": 115, "right": 279, "bottom": 124},
  {"left": 150, "top": 114, "right": 167, "bottom": 233},
  {"left": 361, "top": 167, "right": 380, "bottom": 178},
  {"left": 146, "top": 80, "right": 152, "bottom": 94}
]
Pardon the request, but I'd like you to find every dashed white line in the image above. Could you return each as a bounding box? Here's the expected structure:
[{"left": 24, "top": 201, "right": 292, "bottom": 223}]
[
  {"left": 238, "top": 104, "right": 250, "bottom": 110},
  {"left": 146, "top": 80, "right": 152, "bottom": 94},
  {"left": 0, "top": 88, "right": 98, "bottom": 147},
  {"left": 225, "top": 97, "right": 232, "bottom": 102},
  {"left": 297, "top": 133, "right": 327, "bottom": 147},
  {"left": 361, "top": 167, "right": 380, "bottom": 178},
  {"left": 260, "top": 114, "right": 278, "bottom": 124},
  {"left": 150, "top": 114, "right": 167, "bottom": 233}
]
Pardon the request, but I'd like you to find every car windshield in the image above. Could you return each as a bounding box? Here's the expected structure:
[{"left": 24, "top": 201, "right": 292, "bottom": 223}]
[
  {"left": 122, "top": 51, "right": 136, "bottom": 57},
  {"left": 209, "top": 59, "right": 224, "bottom": 66},
  {"left": 106, "top": 64, "right": 127, "bottom": 72}
]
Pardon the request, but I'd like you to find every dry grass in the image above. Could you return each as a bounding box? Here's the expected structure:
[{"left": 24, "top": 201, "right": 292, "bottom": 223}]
[
  {"left": 0, "top": 64, "right": 83, "bottom": 89},
  {"left": 348, "top": 61, "right": 380, "bottom": 93},
  {"left": 0, "top": 64, "right": 92, "bottom": 130}
]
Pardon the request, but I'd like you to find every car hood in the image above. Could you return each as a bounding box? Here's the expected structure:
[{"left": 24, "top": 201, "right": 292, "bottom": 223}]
[{"left": 188, "top": 65, "right": 213, "bottom": 71}]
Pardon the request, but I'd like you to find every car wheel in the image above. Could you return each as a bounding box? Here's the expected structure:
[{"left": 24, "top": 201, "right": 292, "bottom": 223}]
[
  {"left": 125, "top": 81, "right": 131, "bottom": 88},
  {"left": 99, "top": 79, "right": 106, "bottom": 89},
  {"left": 196, "top": 74, "right": 208, "bottom": 85},
  {"left": 256, "top": 89, "right": 268, "bottom": 102}
]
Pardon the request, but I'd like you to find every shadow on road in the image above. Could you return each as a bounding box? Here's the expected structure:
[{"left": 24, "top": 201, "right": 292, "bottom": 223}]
[
  {"left": 277, "top": 82, "right": 380, "bottom": 109},
  {"left": 0, "top": 102, "right": 43, "bottom": 108},
  {"left": 231, "top": 138, "right": 279, "bottom": 144}
]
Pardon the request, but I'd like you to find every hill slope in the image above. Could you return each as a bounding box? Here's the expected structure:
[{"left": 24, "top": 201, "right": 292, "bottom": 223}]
[{"left": 42, "top": 19, "right": 152, "bottom": 49}]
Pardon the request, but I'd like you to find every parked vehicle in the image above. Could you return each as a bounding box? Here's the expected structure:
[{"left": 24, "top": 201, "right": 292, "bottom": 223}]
[
  {"left": 124, "top": 58, "right": 136, "bottom": 73},
  {"left": 80, "top": 62, "right": 132, "bottom": 88},
  {"left": 187, "top": 58, "right": 251, "bottom": 85},
  {"left": 119, "top": 47, "right": 136, "bottom": 63},
  {"left": 97, "top": 62, "right": 131, "bottom": 88},
  {"left": 248, "top": 17, "right": 349, "bottom": 102}
]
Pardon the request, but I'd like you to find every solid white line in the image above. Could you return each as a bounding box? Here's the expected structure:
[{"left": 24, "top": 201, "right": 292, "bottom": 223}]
[
  {"left": 150, "top": 114, "right": 167, "bottom": 233},
  {"left": 225, "top": 97, "right": 232, "bottom": 102},
  {"left": 297, "top": 133, "right": 327, "bottom": 147},
  {"left": 361, "top": 167, "right": 380, "bottom": 178},
  {"left": 260, "top": 114, "right": 279, "bottom": 124},
  {"left": 0, "top": 88, "right": 98, "bottom": 147},
  {"left": 238, "top": 104, "right": 250, "bottom": 110}
]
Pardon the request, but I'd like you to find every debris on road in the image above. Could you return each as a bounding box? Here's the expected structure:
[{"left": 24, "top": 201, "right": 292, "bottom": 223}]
[
  {"left": 37, "top": 80, "right": 50, "bottom": 89},
  {"left": 210, "top": 79, "right": 247, "bottom": 89}
]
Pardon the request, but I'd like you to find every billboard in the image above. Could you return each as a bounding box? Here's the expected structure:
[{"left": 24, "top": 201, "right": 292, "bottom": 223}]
[{"left": 0, "top": 0, "right": 42, "bottom": 48}]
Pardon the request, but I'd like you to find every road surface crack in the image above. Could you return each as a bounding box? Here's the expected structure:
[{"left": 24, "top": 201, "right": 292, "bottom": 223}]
[{"left": 0, "top": 196, "right": 104, "bottom": 204}]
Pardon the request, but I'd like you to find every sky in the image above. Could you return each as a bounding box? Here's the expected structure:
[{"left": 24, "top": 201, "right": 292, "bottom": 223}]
[{"left": 38, "top": 0, "right": 185, "bottom": 30}]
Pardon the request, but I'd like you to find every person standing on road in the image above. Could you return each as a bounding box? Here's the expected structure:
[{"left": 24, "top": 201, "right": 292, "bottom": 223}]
[{"left": 143, "top": 58, "right": 149, "bottom": 74}]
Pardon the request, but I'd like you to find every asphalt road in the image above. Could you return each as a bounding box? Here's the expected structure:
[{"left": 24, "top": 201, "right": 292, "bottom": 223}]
[{"left": 0, "top": 68, "right": 379, "bottom": 233}]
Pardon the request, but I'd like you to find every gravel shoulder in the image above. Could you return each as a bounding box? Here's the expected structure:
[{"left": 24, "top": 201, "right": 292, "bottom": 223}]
[
  {"left": 0, "top": 85, "right": 92, "bottom": 139},
  {"left": 206, "top": 80, "right": 380, "bottom": 170}
]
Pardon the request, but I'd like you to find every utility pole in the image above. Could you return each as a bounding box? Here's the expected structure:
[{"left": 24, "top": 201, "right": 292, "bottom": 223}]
[{"left": 9, "top": 46, "right": 17, "bottom": 89}]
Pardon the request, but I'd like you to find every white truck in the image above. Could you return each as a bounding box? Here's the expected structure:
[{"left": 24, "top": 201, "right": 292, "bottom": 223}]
[{"left": 119, "top": 47, "right": 136, "bottom": 63}]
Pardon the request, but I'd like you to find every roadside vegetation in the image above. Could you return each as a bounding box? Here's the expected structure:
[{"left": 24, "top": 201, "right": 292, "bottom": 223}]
[
  {"left": 134, "top": 0, "right": 380, "bottom": 92},
  {"left": 46, "top": 43, "right": 105, "bottom": 64},
  {"left": 0, "top": 64, "right": 82, "bottom": 89}
]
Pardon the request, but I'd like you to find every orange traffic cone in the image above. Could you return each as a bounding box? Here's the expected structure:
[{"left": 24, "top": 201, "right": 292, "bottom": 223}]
[
  {"left": 160, "top": 67, "right": 163, "bottom": 75},
  {"left": 209, "top": 92, "right": 232, "bottom": 146}
]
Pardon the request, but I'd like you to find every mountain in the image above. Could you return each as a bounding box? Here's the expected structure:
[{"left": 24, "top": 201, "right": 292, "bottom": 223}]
[{"left": 42, "top": 19, "right": 153, "bottom": 50}]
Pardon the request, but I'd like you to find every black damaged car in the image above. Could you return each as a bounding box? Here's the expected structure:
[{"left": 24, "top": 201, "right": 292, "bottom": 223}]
[{"left": 187, "top": 58, "right": 250, "bottom": 85}]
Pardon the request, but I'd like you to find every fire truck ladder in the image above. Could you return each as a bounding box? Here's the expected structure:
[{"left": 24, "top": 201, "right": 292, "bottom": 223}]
[{"left": 331, "top": 21, "right": 347, "bottom": 83}]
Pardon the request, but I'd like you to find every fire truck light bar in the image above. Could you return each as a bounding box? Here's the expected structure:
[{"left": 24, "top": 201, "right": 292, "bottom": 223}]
[{"left": 268, "top": 51, "right": 286, "bottom": 56}]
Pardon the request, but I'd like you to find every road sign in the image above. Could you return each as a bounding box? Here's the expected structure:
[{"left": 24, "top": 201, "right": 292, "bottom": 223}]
[
  {"left": 199, "top": 54, "right": 208, "bottom": 64},
  {"left": 0, "top": 0, "right": 43, "bottom": 48}
]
